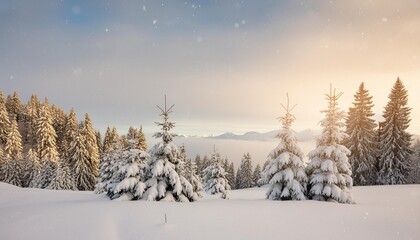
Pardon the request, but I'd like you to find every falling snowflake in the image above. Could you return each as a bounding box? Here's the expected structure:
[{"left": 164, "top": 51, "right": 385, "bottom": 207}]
[
  {"left": 142, "top": 5, "right": 147, "bottom": 12},
  {"left": 153, "top": 19, "right": 157, "bottom": 25},
  {"left": 105, "top": 28, "right": 109, "bottom": 32},
  {"left": 382, "top": 17, "right": 388, "bottom": 22},
  {"left": 234, "top": 23, "right": 240, "bottom": 28},
  {"left": 196, "top": 36, "right": 202, "bottom": 43},
  {"left": 10, "top": 75, "right": 14, "bottom": 80},
  {"left": 241, "top": 20, "right": 246, "bottom": 25}
]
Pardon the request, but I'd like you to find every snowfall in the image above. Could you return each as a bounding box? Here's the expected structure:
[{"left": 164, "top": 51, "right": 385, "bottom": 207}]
[{"left": 1, "top": 182, "right": 419, "bottom": 240}]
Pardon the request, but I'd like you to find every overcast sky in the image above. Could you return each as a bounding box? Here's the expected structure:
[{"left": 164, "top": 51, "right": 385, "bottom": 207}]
[{"left": 1, "top": 0, "right": 420, "bottom": 136}]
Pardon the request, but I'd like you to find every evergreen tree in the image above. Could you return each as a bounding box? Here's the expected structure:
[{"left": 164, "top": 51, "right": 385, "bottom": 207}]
[
  {"left": 22, "top": 94, "right": 40, "bottom": 147},
  {"left": 6, "top": 91, "right": 23, "bottom": 122},
  {"left": 258, "top": 159, "right": 271, "bottom": 186},
  {"left": 111, "top": 127, "right": 121, "bottom": 150},
  {"left": 2, "top": 118, "right": 23, "bottom": 186},
  {"left": 236, "top": 153, "right": 254, "bottom": 189},
  {"left": 195, "top": 154, "right": 202, "bottom": 175},
  {"left": 136, "top": 126, "right": 148, "bottom": 151},
  {"left": 143, "top": 97, "right": 198, "bottom": 202},
  {"left": 23, "top": 148, "right": 41, "bottom": 188},
  {"left": 0, "top": 90, "right": 11, "bottom": 145},
  {"left": 36, "top": 102, "right": 60, "bottom": 164},
  {"left": 95, "top": 150, "right": 118, "bottom": 194},
  {"left": 106, "top": 149, "right": 148, "bottom": 200},
  {"left": 0, "top": 148, "right": 4, "bottom": 181},
  {"left": 345, "top": 83, "right": 377, "bottom": 186},
  {"left": 70, "top": 128, "right": 95, "bottom": 191},
  {"left": 306, "top": 87, "right": 353, "bottom": 203},
  {"left": 203, "top": 149, "right": 231, "bottom": 199},
  {"left": 408, "top": 140, "right": 420, "bottom": 184},
  {"left": 377, "top": 78, "right": 412, "bottom": 185},
  {"left": 4, "top": 118, "right": 23, "bottom": 160},
  {"left": 120, "top": 135, "right": 128, "bottom": 150},
  {"left": 252, "top": 164, "right": 262, "bottom": 187},
  {"left": 183, "top": 157, "right": 203, "bottom": 196},
  {"left": 47, "top": 160, "right": 77, "bottom": 190},
  {"left": 51, "top": 104, "right": 67, "bottom": 158},
  {"left": 227, "top": 162, "right": 235, "bottom": 190},
  {"left": 263, "top": 95, "right": 308, "bottom": 200},
  {"left": 103, "top": 127, "right": 113, "bottom": 153},
  {"left": 200, "top": 155, "right": 210, "bottom": 179},
  {"left": 127, "top": 126, "right": 137, "bottom": 142},
  {"left": 62, "top": 108, "right": 78, "bottom": 161},
  {"left": 32, "top": 160, "right": 57, "bottom": 189},
  {"left": 83, "top": 114, "right": 100, "bottom": 178},
  {"left": 177, "top": 145, "right": 202, "bottom": 200},
  {"left": 95, "top": 130, "right": 103, "bottom": 157}
]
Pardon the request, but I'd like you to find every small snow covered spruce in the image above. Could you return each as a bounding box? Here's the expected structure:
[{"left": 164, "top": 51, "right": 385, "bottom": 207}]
[
  {"left": 178, "top": 145, "right": 203, "bottom": 199},
  {"left": 47, "top": 160, "right": 77, "bottom": 190},
  {"left": 236, "top": 153, "right": 254, "bottom": 189},
  {"left": 306, "top": 87, "right": 354, "bottom": 204},
  {"left": 203, "top": 149, "right": 231, "bottom": 199},
  {"left": 262, "top": 95, "right": 307, "bottom": 200},
  {"left": 143, "top": 96, "right": 199, "bottom": 202},
  {"left": 106, "top": 149, "right": 148, "bottom": 201}
]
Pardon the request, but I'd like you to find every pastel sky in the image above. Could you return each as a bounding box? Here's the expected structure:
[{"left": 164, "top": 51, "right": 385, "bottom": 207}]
[{"left": 1, "top": 0, "right": 419, "bottom": 135}]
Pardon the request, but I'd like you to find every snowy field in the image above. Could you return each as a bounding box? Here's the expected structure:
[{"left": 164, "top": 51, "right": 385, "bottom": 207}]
[{"left": 1, "top": 182, "right": 419, "bottom": 240}]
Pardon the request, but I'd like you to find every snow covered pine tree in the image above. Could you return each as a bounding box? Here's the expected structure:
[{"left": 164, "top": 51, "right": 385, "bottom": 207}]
[
  {"left": 143, "top": 96, "right": 199, "bottom": 202},
  {"left": 306, "top": 86, "right": 354, "bottom": 204},
  {"left": 203, "top": 147, "right": 231, "bottom": 199},
  {"left": 262, "top": 94, "right": 307, "bottom": 200},
  {"left": 345, "top": 83, "right": 377, "bottom": 186},
  {"left": 377, "top": 78, "right": 412, "bottom": 185}
]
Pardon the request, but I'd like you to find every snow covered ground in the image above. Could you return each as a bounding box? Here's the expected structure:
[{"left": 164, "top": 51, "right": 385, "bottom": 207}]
[{"left": 1, "top": 183, "right": 419, "bottom": 240}]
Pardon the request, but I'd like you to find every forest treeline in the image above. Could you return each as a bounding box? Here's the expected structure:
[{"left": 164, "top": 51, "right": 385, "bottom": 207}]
[{"left": 0, "top": 78, "right": 419, "bottom": 203}]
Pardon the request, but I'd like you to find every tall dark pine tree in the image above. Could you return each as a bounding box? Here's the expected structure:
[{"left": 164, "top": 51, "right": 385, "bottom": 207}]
[
  {"left": 306, "top": 87, "right": 353, "bottom": 203},
  {"left": 377, "top": 78, "right": 412, "bottom": 185},
  {"left": 345, "top": 83, "right": 377, "bottom": 186}
]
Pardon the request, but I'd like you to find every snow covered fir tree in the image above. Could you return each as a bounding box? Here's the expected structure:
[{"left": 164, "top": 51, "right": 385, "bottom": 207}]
[
  {"left": 2, "top": 118, "right": 24, "bottom": 187},
  {"left": 345, "top": 83, "right": 378, "bottom": 186},
  {"left": 408, "top": 139, "right": 420, "bottom": 184},
  {"left": 262, "top": 95, "right": 307, "bottom": 200},
  {"left": 306, "top": 87, "right": 354, "bottom": 204},
  {"left": 203, "top": 147, "right": 231, "bottom": 199},
  {"left": 143, "top": 96, "right": 200, "bottom": 202},
  {"left": 236, "top": 153, "right": 254, "bottom": 189},
  {"left": 104, "top": 149, "right": 149, "bottom": 201},
  {"left": 377, "top": 78, "right": 412, "bottom": 185}
]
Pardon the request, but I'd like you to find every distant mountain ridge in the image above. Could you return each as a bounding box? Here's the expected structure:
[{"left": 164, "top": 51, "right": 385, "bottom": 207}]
[{"left": 206, "top": 129, "right": 318, "bottom": 142}]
